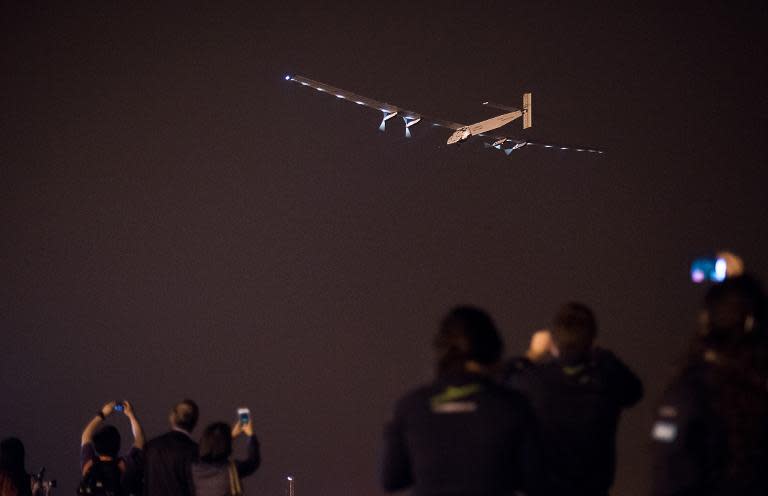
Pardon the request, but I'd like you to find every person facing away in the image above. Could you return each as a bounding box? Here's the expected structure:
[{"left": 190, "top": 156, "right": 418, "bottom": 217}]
[
  {"left": 504, "top": 303, "right": 643, "bottom": 496},
  {"left": 0, "top": 437, "right": 31, "bottom": 496},
  {"left": 651, "top": 274, "right": 768, "bottom": 496},
  {"left": 79, "top": 401, "right": 145, "bottom": 496},
  {"left": 191, "top": 417, "right": 261, "bottom": 496},
  {"left": 144, "top": 399, "right": 199, "bottom": 496},
  {"left": 381, "top": 305, "right": 544, "bottom": 496}
]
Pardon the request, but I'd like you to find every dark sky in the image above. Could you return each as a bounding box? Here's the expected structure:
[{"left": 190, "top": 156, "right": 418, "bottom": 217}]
[{"left": 2, "top": 2, "right": 767, "bottom": 495}]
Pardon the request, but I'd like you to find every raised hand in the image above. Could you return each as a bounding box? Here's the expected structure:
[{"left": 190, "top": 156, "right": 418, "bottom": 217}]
[{"left": 101, "top": 401, "right": 117, "bottom": 417}]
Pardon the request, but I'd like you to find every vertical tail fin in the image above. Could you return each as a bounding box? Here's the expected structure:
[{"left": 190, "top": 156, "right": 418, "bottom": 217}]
[{"left": 523, "top": 92, "right": 532, "bottom": 129}]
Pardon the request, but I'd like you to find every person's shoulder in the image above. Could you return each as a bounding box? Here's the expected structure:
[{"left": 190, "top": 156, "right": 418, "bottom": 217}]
[
  {"left": 486, "top": 380, "right": 533, "bottom": 404},
  {"left": 394, "top": 383, "right": 433, "bottom": 409},
  {"left": 504, "top": 355, "right": 535, "bottom": 375},
  {"left": 505, "top": 355, "right": 558, "bottom": 377},
  {"left": 146, "top": 431, "right": 172, "bottom": 448},
  {"left": 147, "top": 430, "right": 196, "bottom": 448}
]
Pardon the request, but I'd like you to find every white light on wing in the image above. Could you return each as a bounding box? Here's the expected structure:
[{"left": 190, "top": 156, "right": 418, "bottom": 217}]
[
  {"left": 301, "top": 82, "right": 308, "bottom": 86},
  {"left": 355, "top": 101, "right": 364, "bottom": 105},
  {"left": 336, "top": 95, "right": 345, "bottom": 99},
  {"left": 317, "top": 88, "right": 325, "bottom": 92}
]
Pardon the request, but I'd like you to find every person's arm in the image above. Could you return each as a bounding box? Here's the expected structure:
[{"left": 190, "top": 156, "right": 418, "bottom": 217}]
[
  {"left": 380, "top": 400, "right": 413, "bottom": 492},
  {"left": 121, "top": 401, "right": 145, "bottom": 449},
  {"left": 593, "top": 348, "right": 644, "bottom": 407},
  {"left": 233, "top": 419, "right": 261, "bottom": 478},
  {"left": 81, "top": 401, "right": 115, "bottom": 446}
]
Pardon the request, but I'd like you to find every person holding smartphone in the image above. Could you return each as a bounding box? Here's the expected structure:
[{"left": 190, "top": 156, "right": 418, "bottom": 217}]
[
  {"left": 78, "top": 400, "right": 145, "bottom": 496},
  {"left": 191, "top": 408, "right": 261, "bottom": 496}
]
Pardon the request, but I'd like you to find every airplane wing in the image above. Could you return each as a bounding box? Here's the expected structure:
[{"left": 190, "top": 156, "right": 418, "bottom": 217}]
[
  {"left": 286, "top": 74, "right": 604, "bottom": 155},
  {"left": 286, "top": 75, "right": 465, "bottom": 130},
  {"left": 483, "top": 131, "right": 604, "bottom": 155}
]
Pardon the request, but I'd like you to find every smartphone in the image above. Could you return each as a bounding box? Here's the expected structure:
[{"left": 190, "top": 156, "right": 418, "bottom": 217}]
[
  {"left": 237, "top": 407, "right": 250, "bottom": 424},
  {"left": 691, "top": 257, "right": 727, "bottom": 283},
  {"left": 114, "top": 402, "right": 125, "bottom": 412}
]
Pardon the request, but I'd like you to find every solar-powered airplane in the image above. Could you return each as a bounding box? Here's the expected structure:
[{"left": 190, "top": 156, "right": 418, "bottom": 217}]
[{"left": 284, "top": 74, "right": 603, "bottom": 156}]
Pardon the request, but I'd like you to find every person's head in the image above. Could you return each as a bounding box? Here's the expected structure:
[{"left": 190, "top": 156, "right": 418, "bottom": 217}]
[
  {"left": 199, "top": 422, "right": 233, "bottom": 463},
  {"left": 434, "top": 306, "right": 503, "bottom": 376},
  {"left": 551, "top": 302, "right": 597, "bottom": 362},
  {"left": 170, "top": 399, "right": 199, "bottom": 433},
  {"left": 700, "top": 274, "right": 766, "bottom": 348},
  {"left": 0, "top": 437, "right": 25, "bottom": 473},
  {"left": 92, "top": 425, "right": 121, "bottom": 459}
]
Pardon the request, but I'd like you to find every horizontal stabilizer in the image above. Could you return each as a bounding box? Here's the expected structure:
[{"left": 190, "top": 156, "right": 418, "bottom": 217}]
[{"left": 482, "top": 101, "right": 520, "bottom": 112}]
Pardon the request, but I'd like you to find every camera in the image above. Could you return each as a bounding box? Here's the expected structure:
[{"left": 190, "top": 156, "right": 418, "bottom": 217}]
[
  {"left": 31, "top": 467, "right": 57, "bottom": 495},
  {"left": 114, "top": 401, "right": 125, "bottom": 412}
]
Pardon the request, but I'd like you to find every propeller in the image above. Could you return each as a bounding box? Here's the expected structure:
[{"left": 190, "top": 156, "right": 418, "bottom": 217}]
[
  {"left": 484, "top": 140, "right": 528, "bottom": 155},
  {"left": 379, "top": 111, "right": 398, "bottom": 132},
  {"left": 402, "top": 116, "right": 421, "bottom": 138}
]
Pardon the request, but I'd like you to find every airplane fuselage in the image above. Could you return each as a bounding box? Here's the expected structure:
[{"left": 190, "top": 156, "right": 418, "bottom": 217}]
[{"left": 446, "top": 110, "right": 522, "bottom": 145}]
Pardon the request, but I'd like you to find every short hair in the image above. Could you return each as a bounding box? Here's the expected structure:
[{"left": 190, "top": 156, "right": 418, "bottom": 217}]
[
  {"left": 92, "top": 425, "right": 121, "bottom": 458},
  {"left": 552, "top": 302, "right": 597, "bottom": 356},
  {"left": 172, "top": 399, "right": 199, "bottom": 433},
  {"left": 199, "top": 422, "right": 233, "bottom": 463},
  {"left": 434, "top": 306, "right": 503, "bottom": 375}
]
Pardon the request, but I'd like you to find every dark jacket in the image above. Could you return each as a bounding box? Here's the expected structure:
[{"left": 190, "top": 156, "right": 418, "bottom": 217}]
[
  {"left": 381, "top": 372, "right": 544, "bottom": 496},
  {"left": 191, "top": 435, "right": 260, "bottom": 496},
  {"left": 504, "top": 348, "right": 643, "bottom": 496},
  {"left": 144, "top": 430, "right": 198, "bottom": 496},
  {"left": 651, "top": 355, "right": 768, "bottom": 496}
]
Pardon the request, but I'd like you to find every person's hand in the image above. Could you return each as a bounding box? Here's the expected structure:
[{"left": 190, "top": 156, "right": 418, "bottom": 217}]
[
  {"left": 122, "top": 400, "right": 135, "bottom": 417},
  {"left": 100, "top": 401, "right": 117, "bottom": 418},
  {"left": 242, "top": 419, "right": 254, "bottom": 437},
  {"left": 526, "top": 329, "right": 556, "bottom": 362},
  {"left": 231, "top": 420, "right": 243, "bottom": 439}
]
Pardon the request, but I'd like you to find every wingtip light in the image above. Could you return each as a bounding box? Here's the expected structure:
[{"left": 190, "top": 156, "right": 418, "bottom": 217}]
[{"left": 284, "top": 75, "right": 291, "bottom": 81}]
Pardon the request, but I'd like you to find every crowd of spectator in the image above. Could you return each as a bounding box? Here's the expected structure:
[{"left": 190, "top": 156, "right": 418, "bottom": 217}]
[
  {"left": 0, "top": 400, "right": 260, "bottom": 496},
  {"left": 1, "top": 271, "right": 766, "bottom": 496}
]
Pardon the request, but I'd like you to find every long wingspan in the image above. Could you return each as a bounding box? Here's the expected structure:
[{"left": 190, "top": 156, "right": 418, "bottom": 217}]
[
  {"left": 285, "top": 74, "right": 604, "bottom": 155},
  {"left": 285, "top": 75, "right": 465, "bottom": 130}
]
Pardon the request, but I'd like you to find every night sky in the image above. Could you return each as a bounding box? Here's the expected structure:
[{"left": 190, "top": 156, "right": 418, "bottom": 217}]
[{"left": 2, "top": 2, "right": 767, "bottom": 495}]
